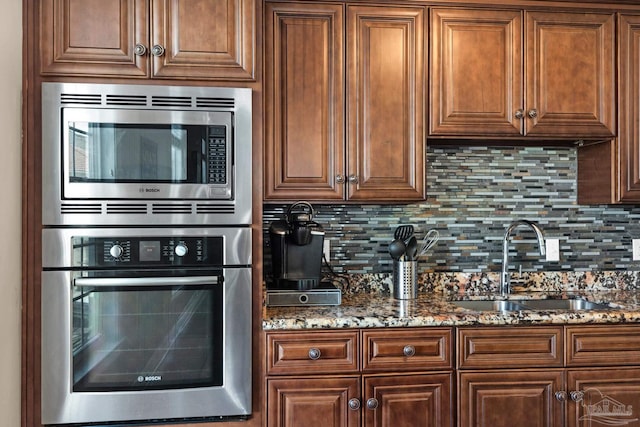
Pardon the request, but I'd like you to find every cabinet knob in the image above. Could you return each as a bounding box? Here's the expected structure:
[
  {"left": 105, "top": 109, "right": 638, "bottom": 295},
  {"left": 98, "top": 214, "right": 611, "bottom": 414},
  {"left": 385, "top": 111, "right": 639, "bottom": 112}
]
[
  {"left": 133, "top": 44, "right": 147, "bottom": 56},
  {"left": 348, "top": 398, "right": 361, "bottom": 410},
  {"left": 308, "top": 347, "right": 321, "bottom": 360},
  {"left": 570, "top": 391, "right": 584, "bottom": 402},
  {"left": 336, "top": 174, "right": 345, "bottom": 184},
  {"left": 515, "top": 109, "right": 524, "bottom": 119},
  {"left": 151, "top": 44, "right": 166, "bottom": 57},
  {"left": 403, "top": 345, "right": 416, "bottom": 357},
  {"left": 366, "top": 398, "right": 379, "bottom": 410},
  {"left": 528, "top": 109, "right": 538, "bottom": 119},
  {"left": 348, "top": 175, "right": 359, "bottom": 184},
  {"left": 554, "top": 391, "right": 567, "bottom": 402}
]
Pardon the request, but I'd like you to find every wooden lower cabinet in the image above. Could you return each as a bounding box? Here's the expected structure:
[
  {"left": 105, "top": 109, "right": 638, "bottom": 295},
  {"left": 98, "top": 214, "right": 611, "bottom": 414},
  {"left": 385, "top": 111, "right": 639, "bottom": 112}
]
[
  {"left": 267, "top": 377, "right": 361, "bottom": 427},
  {"left": 266, "top": 326, "right": 640, "bottom": 426},
  {"left": 567, "top": 368, "right": 640, "bottom": 426},
  {"left": 364, "top": 373, "right": 452, "bottom": 427},
  {"left": 458, "top": 325, "right": 640, "bottom": 427},
  {"left": 267, "top": 373, "right": 452, "bottom": 427},
  {"left": 458, "top": 370, "right": 565, "bottom": 427},
  {"left": 266, "top": 328, "right": 453, "bottom": 427}
]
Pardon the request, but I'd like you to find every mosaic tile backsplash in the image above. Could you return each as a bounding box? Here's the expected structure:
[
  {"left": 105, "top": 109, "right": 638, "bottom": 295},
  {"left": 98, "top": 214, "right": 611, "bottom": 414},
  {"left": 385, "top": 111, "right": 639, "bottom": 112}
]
[{"left": 263, "top": 146, "right": 640, "bottom": 277}]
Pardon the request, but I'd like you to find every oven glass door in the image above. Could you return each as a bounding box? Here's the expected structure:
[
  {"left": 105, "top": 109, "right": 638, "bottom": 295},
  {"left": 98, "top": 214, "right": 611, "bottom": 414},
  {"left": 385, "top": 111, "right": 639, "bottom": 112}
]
[
  {"left": 72, "top": 273, "right": 223, "bottom": 392},
  {"left": 62, "top": 108, "right": 233, "bottom": 200}
]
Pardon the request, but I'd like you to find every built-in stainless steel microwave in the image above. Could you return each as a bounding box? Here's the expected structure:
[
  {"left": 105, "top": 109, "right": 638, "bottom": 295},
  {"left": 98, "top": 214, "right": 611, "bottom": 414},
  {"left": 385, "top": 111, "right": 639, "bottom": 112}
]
[{"left": 41, "top": 83, "right": 252, "bottom": 226}]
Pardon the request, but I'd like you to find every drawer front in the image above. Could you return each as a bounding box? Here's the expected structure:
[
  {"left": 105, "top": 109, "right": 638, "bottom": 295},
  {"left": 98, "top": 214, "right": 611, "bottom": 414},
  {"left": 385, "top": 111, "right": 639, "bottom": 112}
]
[
  {"left": 458, "top": 326, "right": 564, "bottom": 369},
  {"left": 567, "top": 325, "right": 640, "bottom": 367},
  {"left": 267, "top": 330, "right": 359, "bottom": 375},
  {"left": 362, "top": 328, "right": 452, "bottom": 371}
]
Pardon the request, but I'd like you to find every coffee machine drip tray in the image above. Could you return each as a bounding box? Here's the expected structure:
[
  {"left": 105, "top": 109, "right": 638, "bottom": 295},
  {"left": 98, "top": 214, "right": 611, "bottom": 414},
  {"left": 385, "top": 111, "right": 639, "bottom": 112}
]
[{"left": 266, "top": 282, "right": 341, "bottom": 307}]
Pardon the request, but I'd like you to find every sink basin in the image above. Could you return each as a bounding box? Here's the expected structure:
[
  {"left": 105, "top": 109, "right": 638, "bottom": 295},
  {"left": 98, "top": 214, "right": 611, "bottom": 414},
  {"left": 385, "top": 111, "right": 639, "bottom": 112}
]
[
  {"left": 452, "top": 300, "right": 527, "bottom": 312},
  {"left": 452, "top": 298, "right": 611, "bottom": 312},
  {"left": 518, "top": 299, "right": 611, "bottom": 311}
]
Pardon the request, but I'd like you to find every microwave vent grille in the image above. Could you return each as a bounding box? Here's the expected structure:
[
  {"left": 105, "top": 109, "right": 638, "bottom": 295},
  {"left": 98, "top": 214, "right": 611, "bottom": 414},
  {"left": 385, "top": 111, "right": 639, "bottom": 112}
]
[
  {"left": 151, "top": 96, "right": 192, "bottom": 107},
  {"left": 196, "top": 98, "right": 235, "bottom": 109},
  {"left": 60, "top": 203, "right": 102, "bottom": 214},
  {"left": 196, "top": 204, "right": 235, "bottom": 214},
  {"left": 152, "top": 204, "right": 193, "bottom": 214},
  {"left": 106, "top": 204, "right": 148, "bottom": 214},
  {"left": 60, "top": 94, "right": 102, "bottom": 105},
  {"left": 106, "top": 95, "right": 147, "bottom": 106}
]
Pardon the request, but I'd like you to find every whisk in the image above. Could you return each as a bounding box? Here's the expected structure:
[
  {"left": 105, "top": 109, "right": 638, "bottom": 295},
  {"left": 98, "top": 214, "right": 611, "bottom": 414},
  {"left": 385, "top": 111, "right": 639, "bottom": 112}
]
[{"left": 419, "top": 229, "right": 439, "bottom": 256}]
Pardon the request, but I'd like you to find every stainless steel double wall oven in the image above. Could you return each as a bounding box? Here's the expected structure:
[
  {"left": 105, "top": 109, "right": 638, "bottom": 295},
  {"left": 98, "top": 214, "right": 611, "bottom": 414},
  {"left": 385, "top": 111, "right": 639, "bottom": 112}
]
[{"left": 40, "top": 83, "right": 253, "bottom": 425}]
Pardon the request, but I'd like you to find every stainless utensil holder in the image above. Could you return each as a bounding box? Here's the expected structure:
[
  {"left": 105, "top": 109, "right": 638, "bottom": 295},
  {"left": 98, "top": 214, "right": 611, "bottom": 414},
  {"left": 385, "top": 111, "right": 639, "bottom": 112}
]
[{"left": 393, "top": 260, "right": 417, "bottom": 299}]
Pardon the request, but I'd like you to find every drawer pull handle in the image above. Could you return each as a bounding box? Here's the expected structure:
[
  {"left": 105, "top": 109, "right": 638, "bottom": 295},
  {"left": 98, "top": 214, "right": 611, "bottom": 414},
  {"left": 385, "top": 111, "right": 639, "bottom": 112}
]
[
  {"left": 570, "top": 391, "right": 584, "bottom": 402},
  {"left": 555, "top": 391, "right": 567, "bottom": 402},
  {"left": 308, "top": 348, "right": 321, "bottom": 360},
  {"left": 348, "top": 398, "right": 361, "bottom": 410},
  {"left": 403, "top": 345, "right": 416, "bottom": 357},
  {"left": 366, "top": 398, "right": 379, "bottom": 410}
]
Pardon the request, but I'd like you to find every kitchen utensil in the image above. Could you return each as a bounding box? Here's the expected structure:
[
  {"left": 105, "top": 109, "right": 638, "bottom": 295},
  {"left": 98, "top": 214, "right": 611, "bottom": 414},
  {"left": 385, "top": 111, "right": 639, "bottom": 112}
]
[
  {"left": 405, "top": 236, "right": 418, "bottom": 260},
  {"left": 394, "top": 225, "right": 414, "bottom": 242},
  {"left": 419, "top": 229, "right": 439, "bottom": 256},
  {"left": 388, "top": 239, "right": 407, "bottom": 260}
]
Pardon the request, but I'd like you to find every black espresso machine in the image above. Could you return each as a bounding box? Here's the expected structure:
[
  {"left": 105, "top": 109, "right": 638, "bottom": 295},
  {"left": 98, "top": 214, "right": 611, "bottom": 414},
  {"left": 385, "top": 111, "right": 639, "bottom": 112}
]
[{"left": 266, "top": 201, "right": 341, "bottom": 306}]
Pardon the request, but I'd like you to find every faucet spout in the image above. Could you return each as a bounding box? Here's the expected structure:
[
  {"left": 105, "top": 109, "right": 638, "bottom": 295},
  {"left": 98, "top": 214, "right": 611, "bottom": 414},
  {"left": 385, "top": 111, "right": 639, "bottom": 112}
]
[{"left": 501, "top": 220, "right": 546, "bottom": 296}]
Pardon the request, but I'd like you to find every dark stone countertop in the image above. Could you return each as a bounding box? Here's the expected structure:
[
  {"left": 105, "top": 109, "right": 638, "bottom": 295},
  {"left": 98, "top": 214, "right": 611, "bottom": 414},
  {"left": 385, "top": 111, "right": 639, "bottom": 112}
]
[{"left": 262, "top": 290, "right": 640, "bottom": 330}]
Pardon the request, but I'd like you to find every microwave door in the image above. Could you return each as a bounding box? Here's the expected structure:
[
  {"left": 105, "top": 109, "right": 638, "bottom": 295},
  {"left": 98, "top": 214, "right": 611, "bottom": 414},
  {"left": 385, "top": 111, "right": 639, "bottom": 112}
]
[{"left": 62, "top": 108, "right": 233, "bottom": 200}]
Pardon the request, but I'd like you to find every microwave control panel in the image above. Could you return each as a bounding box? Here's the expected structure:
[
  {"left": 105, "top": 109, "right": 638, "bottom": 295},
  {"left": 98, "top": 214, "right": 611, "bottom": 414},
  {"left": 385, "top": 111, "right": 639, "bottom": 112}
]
[
  {"left": 71, "top": 235, "right": 224, "bottom": 267},
  {"left": 207, "top": 125, "right": 228, "bottom": 185}
]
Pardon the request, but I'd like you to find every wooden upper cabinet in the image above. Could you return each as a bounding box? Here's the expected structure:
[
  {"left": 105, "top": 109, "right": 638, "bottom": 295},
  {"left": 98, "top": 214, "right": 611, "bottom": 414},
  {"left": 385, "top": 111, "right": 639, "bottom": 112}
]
[
  {"left": 430, "top": 8, "right": 523, "bottom": 136},
  {"left": 617, "top": 14, "right": 640, "bottom": 202},
  {"left": 430, "top": 8, "right": 615, "bottom": 139},
  {"left": 346, "top": 5, "right": 425, "bottom": 201},
  {"left": 264, "top": 3, "right": 425, "bottom": 202},
  {"left": 151, "top": 0, "right": 254, "bottom": 80},
  {"left": 40, "top": 0, "right": 254, "bottom": 80},
  {"left": 525, "top": 11, "right": 615, "bottom": 138},
  {"left": 40, "top": 0, "right": 149, "bottom": 77},
  {"left": 264, "top": 2, "right": 345, "bottom": 200}
]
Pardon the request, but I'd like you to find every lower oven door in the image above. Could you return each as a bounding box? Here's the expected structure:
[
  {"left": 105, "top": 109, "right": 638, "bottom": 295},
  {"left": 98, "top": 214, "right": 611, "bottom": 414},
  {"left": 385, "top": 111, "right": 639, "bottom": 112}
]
[{"left": 41, "top": 269, "right": 251, "bottom": 425}]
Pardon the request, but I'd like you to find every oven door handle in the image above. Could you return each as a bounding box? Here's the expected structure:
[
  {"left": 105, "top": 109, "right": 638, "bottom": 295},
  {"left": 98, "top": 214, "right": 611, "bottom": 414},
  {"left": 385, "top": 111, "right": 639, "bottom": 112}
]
[{"left": 74, "top": 276, "right": 219, "bottom": 288}]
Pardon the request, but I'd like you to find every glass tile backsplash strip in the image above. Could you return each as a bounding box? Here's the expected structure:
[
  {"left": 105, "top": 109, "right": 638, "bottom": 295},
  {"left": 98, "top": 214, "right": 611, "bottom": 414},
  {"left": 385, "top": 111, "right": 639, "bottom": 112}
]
[{"left": 264, "top": 146, "right": 640, "bottom": 275}]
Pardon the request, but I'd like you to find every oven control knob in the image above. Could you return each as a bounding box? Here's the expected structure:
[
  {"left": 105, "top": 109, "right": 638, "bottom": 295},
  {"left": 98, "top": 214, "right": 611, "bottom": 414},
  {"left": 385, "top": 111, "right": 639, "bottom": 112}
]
[
  {"left": 175, "top": 244, "right": 188, "bottom": 257},
  {"left": 109, "top": 244, "right": 124, "bottom": 259}
]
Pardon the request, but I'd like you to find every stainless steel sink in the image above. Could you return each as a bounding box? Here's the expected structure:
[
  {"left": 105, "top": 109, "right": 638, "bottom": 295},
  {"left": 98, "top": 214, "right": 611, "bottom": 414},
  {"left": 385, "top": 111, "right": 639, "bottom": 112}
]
[
  {"left": 452, "top": 298, "right": 611, "bottom": 312},
  {"left": 518, "top": 299, "right": 611, "bottom": 311},
  {"left": 452, "top": 300, "right": 527, "bottom": 312}
]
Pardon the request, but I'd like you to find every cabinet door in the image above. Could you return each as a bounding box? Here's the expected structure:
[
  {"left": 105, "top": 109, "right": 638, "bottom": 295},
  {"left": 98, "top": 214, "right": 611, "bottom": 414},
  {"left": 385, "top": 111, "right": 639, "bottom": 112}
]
[
  {"left": 40, "top": 0, "right": 149, "bottom": 77},
  {"left": 347, "top": 6, "right": 425, "bottom": 201},
  {"left": 459, "top": 370, "right": 564, "bottom": 427},
  {"left": 264, "top": 2, "right": 345, "bottom": 200},
  {"left": 430, "top": 8, "right": 523, "bottom": 136},
  {"left": 364, "top": 373, "right": 453, "bottom": 427},
  {"left": 151, "top": 0, "right": 254, "bottom": 80},
  {"left": 567, "top": 368, "right": 640, "bottom": 427},
  {"left": 524, "top": 11, "right": 615, "bottom": 138},
  {"left": 267, "top": 377, "right": 360, "bottom": 427},
  {"left": 618, "top": 14, "right": 640, "bottom": 202}
]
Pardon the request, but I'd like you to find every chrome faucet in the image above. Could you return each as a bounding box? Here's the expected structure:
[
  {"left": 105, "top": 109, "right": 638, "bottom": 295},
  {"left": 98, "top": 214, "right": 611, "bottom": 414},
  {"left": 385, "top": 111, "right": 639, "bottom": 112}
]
[{"left": 501, "top": 220, "right": 546, "bottom": 296}]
